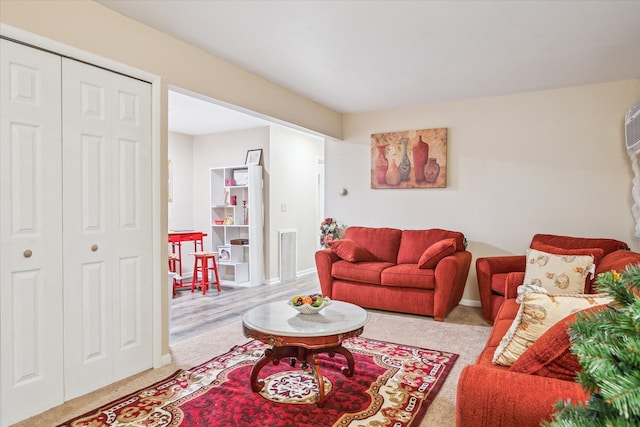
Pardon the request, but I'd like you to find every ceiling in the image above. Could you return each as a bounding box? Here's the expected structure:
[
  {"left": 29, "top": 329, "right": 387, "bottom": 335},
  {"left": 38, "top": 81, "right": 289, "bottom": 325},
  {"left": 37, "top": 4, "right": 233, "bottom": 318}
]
[{"left": 98, "top": 0, "right": 640, "bottom": 135}]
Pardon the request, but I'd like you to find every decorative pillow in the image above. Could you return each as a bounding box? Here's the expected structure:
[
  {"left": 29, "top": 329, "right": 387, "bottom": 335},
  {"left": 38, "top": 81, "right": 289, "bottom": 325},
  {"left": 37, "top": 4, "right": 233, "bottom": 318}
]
[
  {"left": 509, "top": 304, "right": 607, "bottom": 381},
  {"left": 329, "top": 239, "right": 375, "bottom": 262},
  {"left": 418, "top": 238, "right": 456, "bottom": 269},
  {"left": 492, "top": 290, "right": 611, "bottom": 366},
  {"left": 522, "top": 248, "right": 595, "bottom": 294}
]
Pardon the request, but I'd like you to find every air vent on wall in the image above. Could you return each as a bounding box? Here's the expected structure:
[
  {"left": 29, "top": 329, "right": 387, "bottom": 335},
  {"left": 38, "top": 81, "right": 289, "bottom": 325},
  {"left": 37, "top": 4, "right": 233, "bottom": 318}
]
[{"left": 626, "top": 101, "right": 640, "bottom": 152}]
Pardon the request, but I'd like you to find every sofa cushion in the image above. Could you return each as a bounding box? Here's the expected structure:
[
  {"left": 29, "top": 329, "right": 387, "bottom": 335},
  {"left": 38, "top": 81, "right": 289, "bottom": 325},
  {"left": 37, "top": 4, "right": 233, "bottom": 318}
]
[
  {"left": 490, "top": 273, "right": 509, "bottom": 294},
  {"left": 397, "top": 229, "right": 465, "bottom": 264},
  {"left": 475, "top": 299, "right": 520, "bottom": 367},
  {"left": 508, "top": 305, "right": 606, "bottom": 381},
  {"left": 380, "top": 264, "right": 436, "bottom": 289},
  {"left": 344, "top": 226, "right": 402, "bottom": 263},
  {"left": 522, "top": 248, "right": 595, "bottom": 294},
  {"left": 418, "top": 238, "right": 457, "bottom": 269},
  {"left": 492, "top": 289, "right": 612, "bottom": 366},
  {"left": 331, "top": 260, "right": 393, "bottom": 285},
  {"left": 329, "top": 239, "right": 375, "bottom": 262}
]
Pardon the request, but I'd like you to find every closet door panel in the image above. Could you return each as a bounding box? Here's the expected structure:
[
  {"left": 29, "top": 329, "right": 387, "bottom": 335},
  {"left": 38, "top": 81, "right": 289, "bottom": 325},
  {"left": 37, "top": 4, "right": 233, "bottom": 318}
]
[
  {"left": 0, "top": 39, "right": 63, "bottom": 426},
  {"left": 111, "top": 73, "right": 152, "bottom": 380},
  {"left": 62, "top": 59, "right": 115, "bottom": 399},
  {"left": 62, "top": 59, "right": 152, "bottom": 398}
]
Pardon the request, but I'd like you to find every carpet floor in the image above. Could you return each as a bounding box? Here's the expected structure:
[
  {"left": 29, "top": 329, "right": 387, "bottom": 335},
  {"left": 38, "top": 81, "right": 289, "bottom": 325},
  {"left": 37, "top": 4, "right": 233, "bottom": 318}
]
[{"left": 13, "top": 305, "right": 491, "bottom": 427}]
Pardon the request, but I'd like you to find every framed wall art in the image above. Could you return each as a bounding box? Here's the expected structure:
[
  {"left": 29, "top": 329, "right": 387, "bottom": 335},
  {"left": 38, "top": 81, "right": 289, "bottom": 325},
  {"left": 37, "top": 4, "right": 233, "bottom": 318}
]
[
  {"left": 245, "top": 148, "right": 263, "bottom": 165},
  {"left": 371, "top": 128, "right": 447, "bottom": 189}
]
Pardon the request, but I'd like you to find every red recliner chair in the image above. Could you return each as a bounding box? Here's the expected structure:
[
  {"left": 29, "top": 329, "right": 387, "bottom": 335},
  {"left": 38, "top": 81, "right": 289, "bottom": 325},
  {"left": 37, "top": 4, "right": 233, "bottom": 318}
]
[{"left": 476, "top": 233, "right": 629, "bottom": 323}]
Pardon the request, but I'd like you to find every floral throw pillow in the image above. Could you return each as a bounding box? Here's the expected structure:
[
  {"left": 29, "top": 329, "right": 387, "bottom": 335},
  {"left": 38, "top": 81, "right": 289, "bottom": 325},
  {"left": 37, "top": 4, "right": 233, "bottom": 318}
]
[
  {"left": 522, "top": 248, "right": 594, "bottom": 294},
  {"left": 492, "top": 289, "right": 611, "bottom": 366}
]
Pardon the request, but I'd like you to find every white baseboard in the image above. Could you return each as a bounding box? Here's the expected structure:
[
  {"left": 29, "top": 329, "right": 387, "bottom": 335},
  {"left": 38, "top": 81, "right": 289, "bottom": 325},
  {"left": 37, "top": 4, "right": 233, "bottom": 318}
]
[
  {"left": 459, "top": 298, "right": 481, "bottom": 307},
  {"left": 297, "top": 267, "right": 316, "bottom": 277},
  {"left": 265, "top": 268, "right": 317, "bottom": 286},
  {"left": 161, "top": 352, "right": 172, "bottom": 366}
]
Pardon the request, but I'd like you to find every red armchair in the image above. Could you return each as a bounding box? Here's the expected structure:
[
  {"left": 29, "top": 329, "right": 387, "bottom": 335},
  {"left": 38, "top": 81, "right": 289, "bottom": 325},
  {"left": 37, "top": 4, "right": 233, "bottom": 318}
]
[{"left": 476, "top": 234, "right": 628, "bottom": 323}]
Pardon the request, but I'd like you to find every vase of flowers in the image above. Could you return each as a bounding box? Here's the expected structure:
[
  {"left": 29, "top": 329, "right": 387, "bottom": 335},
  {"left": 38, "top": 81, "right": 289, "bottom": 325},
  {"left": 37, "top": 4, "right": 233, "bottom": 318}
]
[{"left": 319, "top": 217, "right": 341, "bottom": 248}]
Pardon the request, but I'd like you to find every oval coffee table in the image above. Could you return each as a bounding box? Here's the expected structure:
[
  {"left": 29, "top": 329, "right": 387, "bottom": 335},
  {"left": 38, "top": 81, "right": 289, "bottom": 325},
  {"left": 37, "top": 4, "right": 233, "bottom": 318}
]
[{"left": 242, "top": 300, "right": 368, "bottom": 407}]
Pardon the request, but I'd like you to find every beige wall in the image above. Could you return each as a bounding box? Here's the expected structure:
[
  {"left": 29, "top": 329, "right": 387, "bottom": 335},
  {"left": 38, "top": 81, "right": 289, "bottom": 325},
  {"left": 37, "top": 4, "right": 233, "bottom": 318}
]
[
  {"left": 191, "top": 127, "right": 271, "bottom": 256},
  {"left": 327, "top": 80, "right": 640, "bottom": 304},
  {"left": 267, "top": 126, "right": 325, "bottom": 281},
  {"left": 0, "top": 0, "right": 341, "bottom": 359},
  {"left": 168, "top": 132, "right": 195, "bottom": 232},
  {"left": 0, "top": 1, "right": 342, "bottom": 139},
  {"left": 189, "top": 126, "right": 324, "bottom": 283},
  {"left": 3, "top": 0, "right": 639, "bottom": 352}
]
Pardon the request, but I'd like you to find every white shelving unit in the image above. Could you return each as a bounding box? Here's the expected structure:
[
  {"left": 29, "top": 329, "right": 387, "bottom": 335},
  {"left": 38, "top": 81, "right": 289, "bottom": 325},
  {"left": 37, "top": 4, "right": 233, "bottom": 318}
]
[{"left": 210, "top": 164, "right": 264, "bottom": 287}]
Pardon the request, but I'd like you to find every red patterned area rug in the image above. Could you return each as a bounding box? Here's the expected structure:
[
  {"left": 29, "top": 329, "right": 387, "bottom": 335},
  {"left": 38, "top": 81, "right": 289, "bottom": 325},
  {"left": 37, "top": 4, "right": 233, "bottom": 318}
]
[{"left": 58, "top": 337, "right": 458, "bottom": 427}]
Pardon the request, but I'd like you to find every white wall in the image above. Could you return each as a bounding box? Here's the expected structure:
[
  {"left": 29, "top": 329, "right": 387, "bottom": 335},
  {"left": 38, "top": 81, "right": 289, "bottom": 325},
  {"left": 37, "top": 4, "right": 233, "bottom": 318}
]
[
  {"left": 191, "top": 127, "right": 270, "bottom": 256},
  {"left": 268, "top": 126, "right": 324, "bottom": 281},
  {"left": 168, "top": 132, "right": 194, "bottom": 231},
  {"left": 187, "top": 125, "right": 323, "bottom": 283},
  {"left": 326, "top": 80, "right": 640, "bottom": 304}
]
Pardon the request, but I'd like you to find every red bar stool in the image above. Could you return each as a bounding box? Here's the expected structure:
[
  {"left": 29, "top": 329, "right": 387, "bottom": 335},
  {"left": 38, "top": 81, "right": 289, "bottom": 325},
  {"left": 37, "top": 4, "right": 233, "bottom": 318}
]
[{"left": 190, "top": 252, "right": 221, "bottom": 295}]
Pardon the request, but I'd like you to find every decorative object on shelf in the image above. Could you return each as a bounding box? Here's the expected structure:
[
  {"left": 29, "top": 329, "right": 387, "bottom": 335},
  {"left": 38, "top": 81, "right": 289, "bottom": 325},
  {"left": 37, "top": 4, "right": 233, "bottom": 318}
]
[
  {"left": 218, "top": 246, "right": 231, "bottom": 261},
  {"left": 245, "top": 148, "right": 263, "bottom": 165},
  {"left": 224, "top": 215, "right": 234, "bottom": 225},
  {"left": 214, "top": 219, "right": 224, "bottom": 225},
  {"left": 230, "top": 239, "right": 249, "bottom": 245},
  {"left": 319, "top": 217, "right": 342, "bottom": 248},
  {"left": 243, "top": 200, "right": 248, "bottom": 225},
  {"left": 231, "top": 195, "right": 237, "bottom": 206},
  {"left": 233, "top": 168, "right": 249, "bottom": 186},
  {"left": 371, "top": 128, "right": 447, "bottom": 189},
  {"left": 225, "top": 177, "right": 235, "bottom": 186},
  {"left": 425, "top": 158, "right": 441, "bottom": 183}
]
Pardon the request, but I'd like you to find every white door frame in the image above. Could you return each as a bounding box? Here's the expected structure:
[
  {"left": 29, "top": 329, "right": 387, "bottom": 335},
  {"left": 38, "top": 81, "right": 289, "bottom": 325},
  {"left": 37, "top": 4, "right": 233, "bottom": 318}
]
[{"left": 0, "top": 24, "right": 166, "bottom": 369}]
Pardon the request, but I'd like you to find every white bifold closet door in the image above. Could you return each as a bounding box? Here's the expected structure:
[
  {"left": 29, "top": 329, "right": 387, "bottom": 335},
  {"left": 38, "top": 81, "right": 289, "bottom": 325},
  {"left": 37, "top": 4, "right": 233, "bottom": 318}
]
[
  {"left": 0, "top": 38, "right": 65, "bottom": 427},
  {"left": 0, "top": 39, "right": 153, "bottom": 425},
  {"left": 61, "top": 58, "right": 153, "bottom": 399}
]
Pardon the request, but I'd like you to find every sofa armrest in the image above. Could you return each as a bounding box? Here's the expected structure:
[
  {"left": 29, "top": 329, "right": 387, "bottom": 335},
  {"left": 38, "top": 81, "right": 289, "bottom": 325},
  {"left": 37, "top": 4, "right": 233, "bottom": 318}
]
[
  {"left": 476, "top": 255, "right": 526, "bottom": 321},
  {"left": 433, "top": 250, "right": 472, "bottom": 320},
  {"left": 314, "top": 248, "right": 341, "bottom": 297},
  {"left": 505, "top": 271, "right": 525, "bottom": 299},
  {"left": 456, "top": 365, "right": 589, "bottom": 427}
]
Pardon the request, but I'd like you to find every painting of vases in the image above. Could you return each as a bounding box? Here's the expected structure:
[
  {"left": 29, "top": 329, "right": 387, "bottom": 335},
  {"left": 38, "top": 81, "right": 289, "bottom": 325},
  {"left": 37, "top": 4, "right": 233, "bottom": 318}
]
[{"left": 371, "top": 128, "right": 447, "bottom": 189}]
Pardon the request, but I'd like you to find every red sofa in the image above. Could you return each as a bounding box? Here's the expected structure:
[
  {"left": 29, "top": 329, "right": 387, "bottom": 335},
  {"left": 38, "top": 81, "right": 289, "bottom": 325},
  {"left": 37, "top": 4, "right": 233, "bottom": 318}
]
[
  {"left": 476, "top": 234, "right": 629, "bottom": 323},
  {"left": 456, "top": 249, "right": 640, "bottom": 426},
  {"left": 314, "top": 226, "right": 472, "bottom": 321}
]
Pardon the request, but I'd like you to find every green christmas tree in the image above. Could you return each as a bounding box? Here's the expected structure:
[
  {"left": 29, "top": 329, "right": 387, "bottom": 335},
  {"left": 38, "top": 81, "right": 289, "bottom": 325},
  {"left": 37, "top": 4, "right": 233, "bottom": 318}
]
[{"left": 545, "top": 263, "right": 640, "bottom": 427}]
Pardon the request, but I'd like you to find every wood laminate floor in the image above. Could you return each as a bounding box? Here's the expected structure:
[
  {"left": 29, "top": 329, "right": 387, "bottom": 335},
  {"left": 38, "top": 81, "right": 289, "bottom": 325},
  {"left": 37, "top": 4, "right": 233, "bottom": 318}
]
[{"left": 170, "top": 273, "right": 321, "bottom": 345}]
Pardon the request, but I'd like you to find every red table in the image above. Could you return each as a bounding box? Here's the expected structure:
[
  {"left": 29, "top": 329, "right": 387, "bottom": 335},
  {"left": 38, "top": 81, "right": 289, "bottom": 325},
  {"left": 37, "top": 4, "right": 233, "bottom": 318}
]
[{"left": 168, "top": 231, "right": 207, "bottom": 294}]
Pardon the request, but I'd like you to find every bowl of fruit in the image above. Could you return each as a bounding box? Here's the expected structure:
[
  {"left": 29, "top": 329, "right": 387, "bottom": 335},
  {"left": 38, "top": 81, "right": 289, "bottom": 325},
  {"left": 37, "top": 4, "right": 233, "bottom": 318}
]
[{"left": 288, "top": 294, "right": 331, "bottom": 314}]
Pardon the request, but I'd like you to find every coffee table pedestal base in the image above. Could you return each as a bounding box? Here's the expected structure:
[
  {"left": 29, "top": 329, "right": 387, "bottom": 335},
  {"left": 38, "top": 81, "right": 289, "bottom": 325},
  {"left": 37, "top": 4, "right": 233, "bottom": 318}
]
[{"left": 250, "top": 344, "right": 355, "bottom": 407}]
